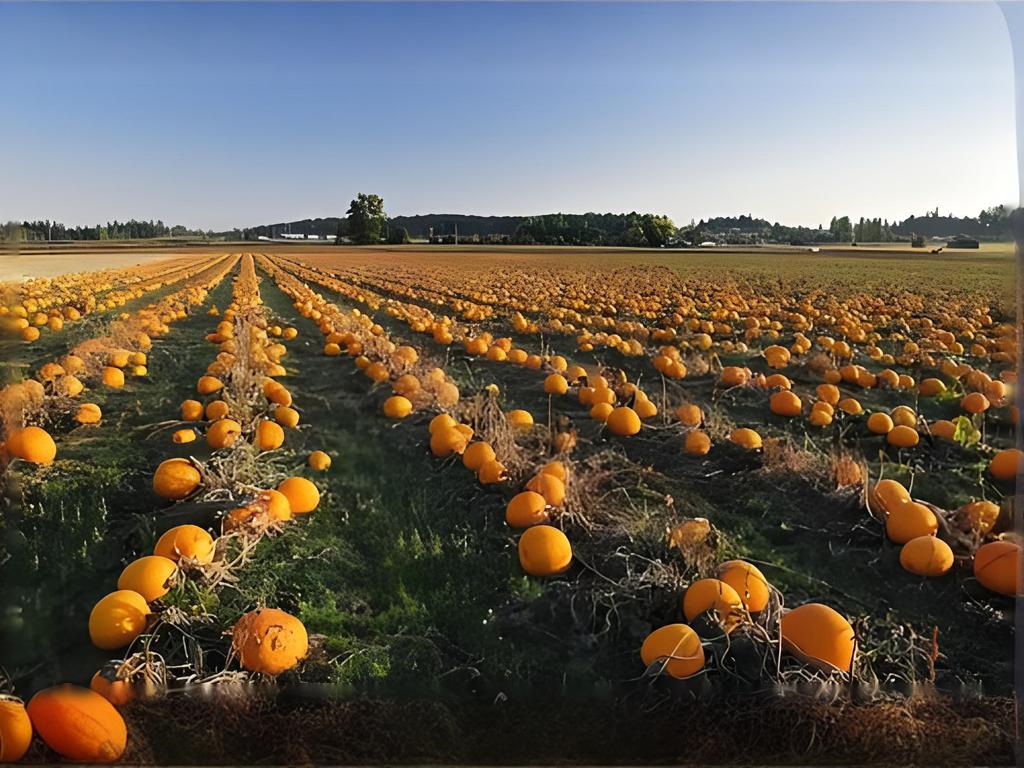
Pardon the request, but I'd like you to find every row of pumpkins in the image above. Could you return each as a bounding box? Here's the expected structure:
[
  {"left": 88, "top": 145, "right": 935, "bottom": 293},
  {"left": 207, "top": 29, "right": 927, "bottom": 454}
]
[
  {"left": 0, "top": 256, "right": 320, "bottom": 763},
  {"left": 1, "top": 253, "right": 214, "bottom": 341},
  {"left": 0, "top": 254, "right": 241, "bottom": 466}
]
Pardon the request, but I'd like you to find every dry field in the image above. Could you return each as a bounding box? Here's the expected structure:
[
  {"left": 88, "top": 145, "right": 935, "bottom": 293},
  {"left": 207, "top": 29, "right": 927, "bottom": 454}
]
[{"left": 0, "top": 243, "right": 1018, "bottom": 765}]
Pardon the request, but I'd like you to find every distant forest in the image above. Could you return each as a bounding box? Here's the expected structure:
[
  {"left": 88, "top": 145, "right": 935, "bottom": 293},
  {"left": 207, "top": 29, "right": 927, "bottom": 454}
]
[
  {"left": 4, "top": 219, "right": 217, "bottom": 241},
  {"left": 244, "top": 205, "right": 1014, "bottom": 246},
  {"left": 3, "top": 205, "right": 1014, "bottom": 246}
]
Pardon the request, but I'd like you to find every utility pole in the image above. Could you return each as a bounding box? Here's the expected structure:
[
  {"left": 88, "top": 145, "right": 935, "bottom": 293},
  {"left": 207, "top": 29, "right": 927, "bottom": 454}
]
[{"left": 454, "top": 222, "right": 458, "bottom": 245}]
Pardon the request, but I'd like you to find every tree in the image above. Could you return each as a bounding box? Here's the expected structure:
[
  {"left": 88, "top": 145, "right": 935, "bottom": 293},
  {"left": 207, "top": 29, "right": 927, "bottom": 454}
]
[
  {"left": 388, "top": 226, "right": 411, "bottom": 245},
  {"left": 640, "top": 214, "right": 676, "bottom": 247},
  {"left": 345, "top": 193, "right": 386, "bottom": 245},
  {"left": 830, "top": 216, "right": 853, "bottom": 243}
]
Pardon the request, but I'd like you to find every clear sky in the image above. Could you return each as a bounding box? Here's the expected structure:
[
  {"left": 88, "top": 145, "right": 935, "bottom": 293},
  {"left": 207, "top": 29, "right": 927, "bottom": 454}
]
[{"left": 0, "top": 1, "right": 1017, "bottom": 230}]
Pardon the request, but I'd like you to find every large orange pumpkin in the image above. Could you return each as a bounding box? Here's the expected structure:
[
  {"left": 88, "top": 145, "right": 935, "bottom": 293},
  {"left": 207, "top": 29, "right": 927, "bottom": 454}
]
[
  {"left": 780, "top": 603, "right": 855, "bottom": 673},
  {"left": 505, "top": 491, "right": 549, "bottom": 528},
  {"left": 0, "top": 697, "right": 32, "bottom": 762},
  {"left": 154, "top": 524, "right": 215, "bottom": 564},
  {"left": 27, "top": 685, "right": 127, "bottom": 763},
  {"left": 277, "top": 477, "right": 320, "bottom": 514},
  {"left": 6, "top": 425, "right": 57, "bottom": 465},
  {"left": 974, "top": 540, "right": 1022, "bottom": 596},
  {"left": 153, "top": 458, "right": 201, "bottom": 500},
  {"left": 640, "top": 624, "right": 705, "bottom": 679},
  {"left": 88, "top": 590, "right": 150, "bottom": 650},
  {"left": 232, "top": 608, "right": 309, "bottom": 675},
  {"left": 117, "top": 555, "right": 177, "bottom": 602},
  {"left": 518, "top": 525, "right": 572, "bottom": 576}
]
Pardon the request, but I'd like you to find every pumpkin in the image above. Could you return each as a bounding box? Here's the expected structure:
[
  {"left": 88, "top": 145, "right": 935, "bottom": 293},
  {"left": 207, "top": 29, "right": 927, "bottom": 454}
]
[
  {"left": 205, "top": 400, "right": 230, "bottom": 420},
  {"left": 544, "top": 374, "right": 569, "bottom": 395},
  {"left": 206, "top": 418, "right": 242, "bottom": 449},
  {"left": 308, "top": 450, "right": 332, "bottom": 471},
  {"left": 518, "top": 524, "right": 572, "bottom": 576},
  {"left": 886, "top": 425, "right": 919, "bottom": 448},
  {"left": 682, "top": 578, "right": 744, "bottom": 630},
  {"left": 274, "top": 406, "right": 300, "bottom": 428},
  {"left": 890, "top": 405, "right": 917, "bottom": 427},
  {"left": 277, "top": 477, "right": 320, "bottom": 514},
  {"left": 27, "top": 685, "right": 127, "bottom": 763},
  {"left": 808, "top": 408, "right": 832, "bottom": 427},
  {"left": 0, "top": 697, "right": 32, "bottom": 763},
  {"left": 430, "top": 426, "right": 468, "bottom": 457},
  {"left": 640, "top": 624, "right": 705, "bottom": 679},
  {"left": 729, "top": 428, "right": 762, "bottom": 450},
  {"left": 232, "top": 608, "right": 308, "bottom": 675},
  {"left": 837, "top": 397, "right": 862, "bottom": 415},
  {"left": 717, "top": 560, "right": 771, "bottom": 613},
  {"left": 869, "top": 479, "right": 910, "bottom": 515},
  {"left": 956, "top": 500, "right": 1000, "bottom": 535},
  {"left": 675, "top": 404, "right": 703, "bottom": 426},
  {"left": 196, "top": 375, "right": 223, "bottom": 395},
  {"left": 154, "top": 524, "right": 215, "bottom": 564},
  {"left": 172, "top": 428, "right": 197, "bottom": 444},
  {"left": 462, "top": 441, "right": 496, "bottom": 472},
  {"left": 961, "top": 392, "right": 990, "bottom": 414},
  {"left": 257, "top": 489, "right": 293, "bottom": 521},
  {"left": 989, "top": 448, "right": 1022, "bottom": 481},
  {"left": 684, "top": 430, "right": 711, "bottom": 455},
  {"left": 634, "top": 396, "right": 658, "bottom": 420},
  {"left": 974, "top": 540, "right": 1022, "bottom": 596},
  {"left": 866, "top": 413, "right": 893, "bottom": 434},
  {"left": 780, "top": 603, "right": 855, "bottom": 672},
  {"left": 816, "top": 383, "right": 840, "bottom": 405},
  {"left": 7, "top": 425, "right": 57, "bottom": 464},
  {"left": 383, "top": 396, "right": 413, "bottom": 419},
  {"left": 263, "top": 380, "right": 293, "bottom": 407},
  {"left": 507, "top": 409, "right": 534, "bottom": 431},
  {"left": 930, "top": 419, "right": 957, "bottom": 440},
  {"left": 90, "top": 667, "right": 134, "bottom": 707},
  {"left": 589, "top": 402, "right": 614, "bottom": 422},
  {"left": 769, "top": 390, "right": 802, "bottom": 417},
  {"left": 918, "top": 378, "right": 947, "bottom": 397},
  {"left": 429, "top": 413, "right": 458, "bottom": 434},
  {"left": 505, "top": 491, "right": 549, "bottom": 528},
  {"left": 525, "top": 472, "right": 566, "bottom": 506},
  {"left": 477, "top": 459, "right": 508, "bottom": 484},
  {"left": 885, "top": 499, "right": 938, "bottom": 544},
  {"left": 153, "top": 458, "right": 201, "bottom": 500},
  {"left": 117, "top": 555, "right": 177, "bottom": 602},
  {"left": 256, "top": 420, "right": 285, "bottom": 451},
  {"left": 101, "top": 366, "right": 125, "bottom": 388},
  {"left": 900, "top": 535, "right": 954, "bottom": 577},
  {"left": 539, "top": 460, "right": 567, "bottom": 481},
  {"left": 606, "top": 406, "right": 641, "bottom": 436},
  {"left": 88, "top": 590, "right": 150, "bottom": 650}
]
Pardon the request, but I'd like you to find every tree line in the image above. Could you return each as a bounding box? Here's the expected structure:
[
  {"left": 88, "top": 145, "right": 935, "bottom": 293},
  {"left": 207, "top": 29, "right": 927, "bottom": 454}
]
[{"left": 3, "top": 219, "right": 216, "bottom": 241}]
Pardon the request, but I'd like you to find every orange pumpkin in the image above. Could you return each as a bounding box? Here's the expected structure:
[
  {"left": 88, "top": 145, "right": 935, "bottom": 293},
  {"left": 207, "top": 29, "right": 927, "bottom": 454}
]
[
  {"left": 518, "top": 525, "right": 572, "bottom": 576},
  {"left": 27, "top": 685, "right": 127, "bottom": 763},
  {"left": 232, "top": 608, "right": 309, "bottom": 675},
  {"left": 152, "top": 458, "right": 201, "bottom": 500},
  {"left": 0, "top": 697, "right": 32, "bottom": 762},
  {"left": 780, "top": 603, "right": 855, "bottom": 673},
  {"left": 277, "top": 477, "right": 320, "bottom": 514},
  {"left": 640, "top": 624, "right": 705, "bottom": 679},
  {"left": 88, "top": 590, "right": 150, "bottom": 650}
]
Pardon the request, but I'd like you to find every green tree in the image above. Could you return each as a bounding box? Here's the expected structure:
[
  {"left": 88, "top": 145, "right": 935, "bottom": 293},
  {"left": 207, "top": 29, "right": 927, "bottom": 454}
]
[
  {"left": 640, "top": 214, "right": 677, "bottom": 247},
  {"left": 345, "top": 193, "right": 386, "bottom": 245},
  {"left": 388, "top": 226, "right": 411, "bottom": 245}
]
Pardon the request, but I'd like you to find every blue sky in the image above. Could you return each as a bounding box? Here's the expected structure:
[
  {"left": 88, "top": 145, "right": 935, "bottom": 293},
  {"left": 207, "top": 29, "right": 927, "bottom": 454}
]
[{"left": 0, "top": 2, "right": 1017, "bottom": 230}]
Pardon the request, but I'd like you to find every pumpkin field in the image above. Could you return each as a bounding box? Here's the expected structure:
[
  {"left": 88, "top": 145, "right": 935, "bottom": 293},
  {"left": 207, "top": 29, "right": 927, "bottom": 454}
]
[{"left": 0, "top": 243, "right": 1019, "bottom": 764}]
